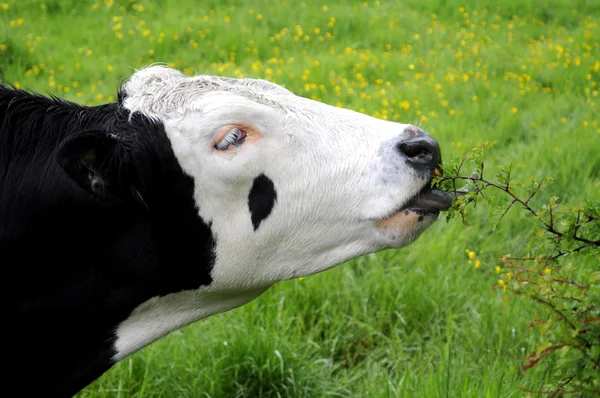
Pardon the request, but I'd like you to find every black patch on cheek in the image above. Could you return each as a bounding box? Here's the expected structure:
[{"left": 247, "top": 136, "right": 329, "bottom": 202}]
[{"left": 248, "top": 174, "right": 277, "bottom": 230}]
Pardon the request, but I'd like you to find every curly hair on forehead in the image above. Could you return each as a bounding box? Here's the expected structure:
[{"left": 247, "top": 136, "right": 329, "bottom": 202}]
[{"left": 119, "top": 64, "right": 295, "bottom": 119}]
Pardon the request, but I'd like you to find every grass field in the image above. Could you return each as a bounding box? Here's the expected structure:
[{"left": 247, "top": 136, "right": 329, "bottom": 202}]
[{"left": 2, "top": 0, "right": 599, "bottom": 396}]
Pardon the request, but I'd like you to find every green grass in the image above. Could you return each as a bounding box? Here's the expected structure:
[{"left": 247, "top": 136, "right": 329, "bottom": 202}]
[{"left": 2, "top": 0, "right": 599, "bottom": 396}]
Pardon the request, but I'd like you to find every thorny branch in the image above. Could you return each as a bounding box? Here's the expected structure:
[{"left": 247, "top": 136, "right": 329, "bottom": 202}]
[
  {"left": 436, "top": 152, "right": 600, "bottom": 395},
  {"left": 437, "top": 174, "right": 600, "bottom": 247}
]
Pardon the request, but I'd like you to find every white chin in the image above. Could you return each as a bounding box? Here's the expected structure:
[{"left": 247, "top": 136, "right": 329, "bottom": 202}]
[{"left": 374, "top": 208, "right": 438, "bottom": 247}]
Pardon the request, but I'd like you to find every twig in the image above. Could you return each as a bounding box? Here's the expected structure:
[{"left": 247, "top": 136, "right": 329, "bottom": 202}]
[
  {"left": 499, "top": 198, "right": 517, "bottom": 221},
  {"left": 525, "top": 180, "right": 544, "bottom": 205},
  {"left": 440, "top": 175, "right": 600, "bottom": 246},
  {"left": 550, "top": 375, "right": 576, "bottom": 398},
  {"left": 518, "top": 292, "right": 578, "bottom": 331},
  {"left": 521, "top": 344, "right": 567, "bottom": 371}
]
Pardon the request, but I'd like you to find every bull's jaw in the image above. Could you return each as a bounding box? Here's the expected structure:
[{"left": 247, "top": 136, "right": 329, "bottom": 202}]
[
  {"left": 111, "top": 236, "right": 366, "bottom": 361},
  {"left": 374, "top": 187, "right": 456, "bottom": 246},
  {"left": 375, "top": 209, "right": 437, "bottom": 246}
]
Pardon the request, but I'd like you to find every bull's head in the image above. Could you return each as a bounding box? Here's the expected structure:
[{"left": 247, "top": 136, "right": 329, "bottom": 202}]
[
  {"left": 122, "top": 65, "right": 452, "bottom": 284},
  {"left": 59, "top": 65, "right": 454, "bottom": 359}
]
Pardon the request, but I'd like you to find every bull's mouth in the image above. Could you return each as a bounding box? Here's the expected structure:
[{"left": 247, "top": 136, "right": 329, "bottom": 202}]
[
  {"left": 375, "top": 184, "right": 459, "bottom": 242},
  {"left": 399, "top": 186, "right": 456, "bottom": 217}
]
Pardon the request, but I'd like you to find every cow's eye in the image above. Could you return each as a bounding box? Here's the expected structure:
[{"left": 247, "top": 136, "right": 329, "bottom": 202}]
[{"left": 214, "top": 128, "right": 247, "bottom": 151}]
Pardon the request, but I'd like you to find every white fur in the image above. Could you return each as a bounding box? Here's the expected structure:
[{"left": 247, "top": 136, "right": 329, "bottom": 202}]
[
  {"left": 114, "top": 65, "right": 439, "bottom": 360},
  {"left": 114, "top": 286, "right": 268, "bottom": 359}
]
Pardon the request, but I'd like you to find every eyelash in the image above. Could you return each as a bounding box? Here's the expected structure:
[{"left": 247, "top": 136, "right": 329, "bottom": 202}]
[{"left": 214, "top": 128, "right": 247, "bottom": 151}]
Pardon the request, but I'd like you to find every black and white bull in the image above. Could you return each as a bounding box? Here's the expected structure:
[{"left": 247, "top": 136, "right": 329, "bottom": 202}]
[{"left": 0, "top": 66, "right": 454, "bottom": 397}]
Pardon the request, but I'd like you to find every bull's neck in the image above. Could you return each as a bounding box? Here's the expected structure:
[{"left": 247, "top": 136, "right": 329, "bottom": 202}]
[{"left": 112, "top": 286, "right": 269, "bottom": 360}]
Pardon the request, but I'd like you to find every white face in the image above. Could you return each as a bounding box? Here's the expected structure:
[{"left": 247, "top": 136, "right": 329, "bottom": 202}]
[{"left": 122, "top": 65, "right": 447, "bottom": 292}]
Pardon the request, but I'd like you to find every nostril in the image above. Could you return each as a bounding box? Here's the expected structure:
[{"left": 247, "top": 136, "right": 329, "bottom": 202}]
[
  {"left": 396, "top": 138, "right": 441, "bottom": 169},
  {"left": 397, "top": 142, "right": 434, "bottom": 162}
]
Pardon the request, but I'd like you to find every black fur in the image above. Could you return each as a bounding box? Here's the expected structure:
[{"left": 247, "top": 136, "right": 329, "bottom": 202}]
[
  {"left": 248, "top": 174, "right": 277, "bottom": 230},
  {"left": 0, "top": 86, "right": 216, "bottom": 397}
]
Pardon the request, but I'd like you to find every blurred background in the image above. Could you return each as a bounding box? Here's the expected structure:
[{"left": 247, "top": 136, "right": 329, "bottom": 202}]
[{"left": 1, "top": 0, "right": 599, "bottom": 396}]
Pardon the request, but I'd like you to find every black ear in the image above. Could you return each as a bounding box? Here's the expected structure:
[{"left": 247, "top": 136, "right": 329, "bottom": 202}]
[{"left": 57, "top": 130, "right": 128, "bottom": 198}]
